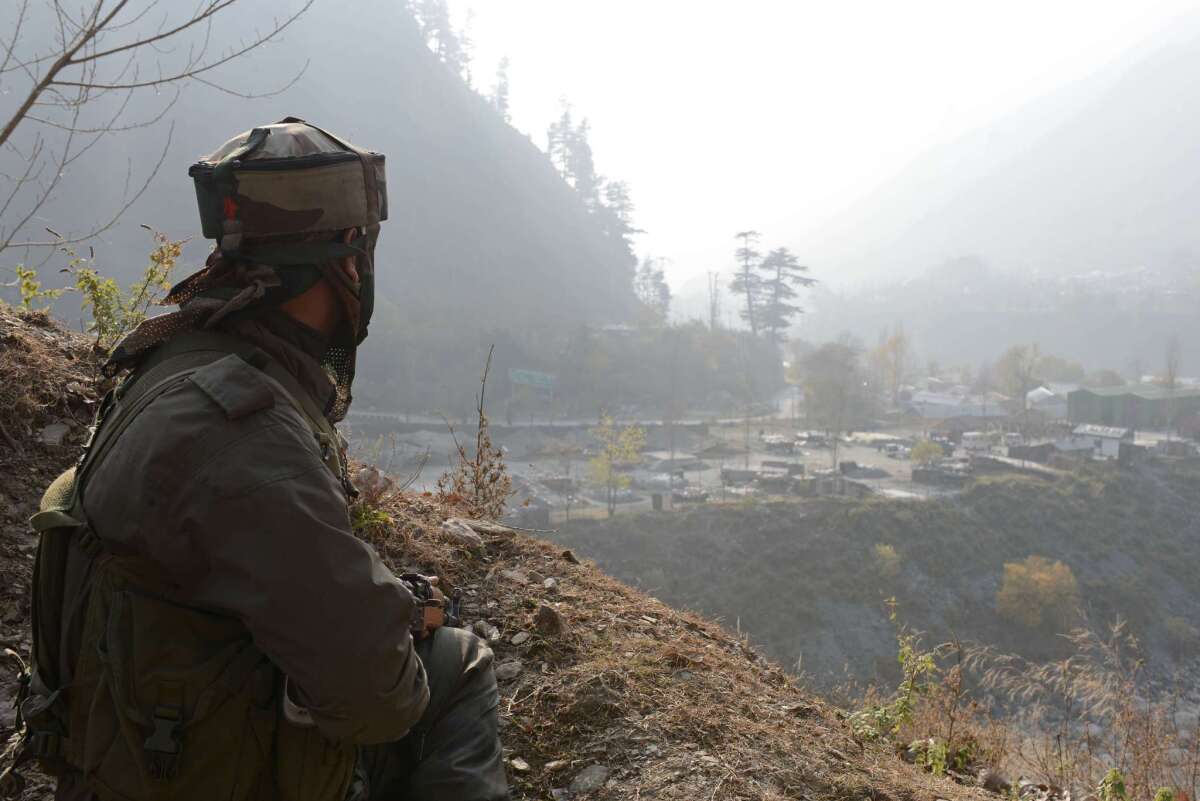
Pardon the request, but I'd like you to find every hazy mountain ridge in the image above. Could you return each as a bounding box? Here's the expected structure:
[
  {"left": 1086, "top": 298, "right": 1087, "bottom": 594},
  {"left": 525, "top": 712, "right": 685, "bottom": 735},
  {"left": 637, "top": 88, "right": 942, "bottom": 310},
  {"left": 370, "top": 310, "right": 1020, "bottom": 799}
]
[{"left": 805, "top": 29, "right": 1200, "bottom": 286}]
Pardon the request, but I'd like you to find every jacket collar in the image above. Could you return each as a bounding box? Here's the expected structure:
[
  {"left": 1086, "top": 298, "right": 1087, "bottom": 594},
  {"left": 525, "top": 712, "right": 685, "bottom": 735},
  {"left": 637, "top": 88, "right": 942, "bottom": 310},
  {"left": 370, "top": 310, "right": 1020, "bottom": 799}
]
[{"left": 218, "top": 311, "right": 337, "bottom": 419}]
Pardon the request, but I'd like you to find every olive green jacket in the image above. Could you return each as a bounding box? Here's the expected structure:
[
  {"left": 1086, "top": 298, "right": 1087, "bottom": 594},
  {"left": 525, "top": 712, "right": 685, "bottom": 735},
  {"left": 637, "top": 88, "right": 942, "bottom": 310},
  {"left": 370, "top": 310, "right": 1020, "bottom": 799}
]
[{"left": 78, "top": 316, "right": 429, "bottom": 746}]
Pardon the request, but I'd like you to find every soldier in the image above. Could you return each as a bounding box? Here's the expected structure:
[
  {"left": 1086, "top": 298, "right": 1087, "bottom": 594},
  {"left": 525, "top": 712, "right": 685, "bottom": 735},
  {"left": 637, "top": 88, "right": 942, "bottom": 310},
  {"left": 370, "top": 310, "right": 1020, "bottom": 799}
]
[{"left": 16, "top": 119, "right": 508, "bottom": 800}]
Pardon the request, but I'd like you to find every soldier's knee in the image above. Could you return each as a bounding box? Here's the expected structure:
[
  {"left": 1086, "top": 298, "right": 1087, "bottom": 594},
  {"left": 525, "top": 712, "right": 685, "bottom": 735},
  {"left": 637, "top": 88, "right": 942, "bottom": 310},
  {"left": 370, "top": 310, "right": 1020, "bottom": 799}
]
[
  {"left": 425, "top": 627, "right": 494, "bottom": 677},
  {"left": 418, "top": 628, "right": 497, "bottom": 716}
]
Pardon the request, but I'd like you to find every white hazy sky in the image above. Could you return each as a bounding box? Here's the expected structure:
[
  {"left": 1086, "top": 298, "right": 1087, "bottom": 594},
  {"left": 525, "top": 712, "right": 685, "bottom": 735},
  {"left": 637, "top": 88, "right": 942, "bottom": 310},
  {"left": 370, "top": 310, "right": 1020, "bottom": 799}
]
[{"left": 456, "top": 1, "right": 1200, "bottom": 289}]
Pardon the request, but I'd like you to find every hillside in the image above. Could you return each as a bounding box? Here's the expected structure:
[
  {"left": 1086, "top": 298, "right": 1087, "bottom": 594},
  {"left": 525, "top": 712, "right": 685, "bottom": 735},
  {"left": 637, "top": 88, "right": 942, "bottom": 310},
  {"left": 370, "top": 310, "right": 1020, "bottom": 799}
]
[
  {"left": 1, "top": 0, "right": 636, "bottom": 414},
  {"left": 0, "top": 304, "right": 998, "bottom": 799},
  {"left": 804, "top": 26, "right": 1200, "bottom": 285},
  {"left": 554, "top": 467, "right": 1200, "bottom": 691}
]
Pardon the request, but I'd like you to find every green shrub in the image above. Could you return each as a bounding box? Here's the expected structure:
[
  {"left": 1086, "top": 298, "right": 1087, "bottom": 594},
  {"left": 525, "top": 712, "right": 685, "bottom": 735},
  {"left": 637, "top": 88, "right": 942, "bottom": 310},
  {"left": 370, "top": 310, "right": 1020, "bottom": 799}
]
[{"left": 9, "top": 230, "right": 183, "bottom": 351}]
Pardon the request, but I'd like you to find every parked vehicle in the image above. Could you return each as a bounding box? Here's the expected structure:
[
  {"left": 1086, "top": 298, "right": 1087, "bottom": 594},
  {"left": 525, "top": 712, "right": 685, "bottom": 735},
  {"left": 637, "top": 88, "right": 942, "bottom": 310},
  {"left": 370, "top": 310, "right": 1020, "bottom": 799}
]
[{"left": 962, "top": 431, "right": 992, "bottom": 453}]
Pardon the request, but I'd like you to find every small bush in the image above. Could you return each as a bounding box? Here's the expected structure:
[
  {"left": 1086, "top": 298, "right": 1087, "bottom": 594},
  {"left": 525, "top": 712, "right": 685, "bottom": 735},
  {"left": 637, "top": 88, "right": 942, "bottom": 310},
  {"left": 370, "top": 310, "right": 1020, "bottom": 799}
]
[
  {"left": 436, "top": 347, "right": 513, "bottom": 520},
  {"left": 996, "top": 555, "right": 1080, "bottom": 630},
  {"left": 910, "top": 440, "right": 943, "bottom": 466},
  {"left": 10, "top": 229, "right": 184, "bottom": 351},
  {"left": 871, "top": 543, "right": 901, "bottom": 580}
]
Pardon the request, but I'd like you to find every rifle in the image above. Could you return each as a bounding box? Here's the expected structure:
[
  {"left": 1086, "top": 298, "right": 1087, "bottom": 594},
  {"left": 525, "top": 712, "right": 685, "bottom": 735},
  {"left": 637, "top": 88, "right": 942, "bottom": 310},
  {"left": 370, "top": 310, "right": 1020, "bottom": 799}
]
[{"left": 399, "top": 574, "right": 462, "bottom": 640}]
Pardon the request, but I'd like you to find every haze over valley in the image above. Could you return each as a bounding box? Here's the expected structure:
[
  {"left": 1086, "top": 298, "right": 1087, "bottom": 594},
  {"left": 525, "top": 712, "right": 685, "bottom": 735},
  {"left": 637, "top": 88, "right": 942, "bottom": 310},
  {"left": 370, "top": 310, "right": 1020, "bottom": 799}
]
[{"left": 6, "top": 2, "right": 1200, "bottom": 798}]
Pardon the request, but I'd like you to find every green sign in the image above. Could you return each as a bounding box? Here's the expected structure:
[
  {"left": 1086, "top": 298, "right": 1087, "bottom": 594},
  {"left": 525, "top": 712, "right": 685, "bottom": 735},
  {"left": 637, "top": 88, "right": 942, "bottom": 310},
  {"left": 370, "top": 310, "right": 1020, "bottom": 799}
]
[{"left": 508, "top": 368, "right": 556, "bottom": 391}]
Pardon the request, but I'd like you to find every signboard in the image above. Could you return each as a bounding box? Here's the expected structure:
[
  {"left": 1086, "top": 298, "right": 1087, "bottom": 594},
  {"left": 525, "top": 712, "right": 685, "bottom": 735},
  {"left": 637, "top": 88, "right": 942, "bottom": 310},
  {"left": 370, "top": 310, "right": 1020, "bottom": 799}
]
[{"left": 508, "top": 368, "right": 556, "bottom": 392}]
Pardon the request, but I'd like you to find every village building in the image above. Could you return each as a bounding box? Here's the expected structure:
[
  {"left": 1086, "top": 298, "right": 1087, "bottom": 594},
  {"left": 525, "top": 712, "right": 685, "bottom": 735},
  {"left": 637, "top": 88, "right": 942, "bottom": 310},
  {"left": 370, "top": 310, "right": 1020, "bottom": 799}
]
[
  {"left": 1026, "top": 385, "right": 1073, "bottom": 419},
  {"left": 1068, "top": 385, "right": 1200, "bottom": 429},
  {"left": 1062, "top": 424, "right": 1134, "bottom": 459},
  {"left": 906, "top": 391, "right": 1007, "bottom": 420}
]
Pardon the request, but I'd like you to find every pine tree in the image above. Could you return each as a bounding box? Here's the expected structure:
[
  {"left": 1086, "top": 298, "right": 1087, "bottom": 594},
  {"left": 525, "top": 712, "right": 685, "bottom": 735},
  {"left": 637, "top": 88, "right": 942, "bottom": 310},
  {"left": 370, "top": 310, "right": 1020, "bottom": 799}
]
[
  {"left": 547, "top": 100, "right": 574, "bottom": 177},
  {"left": 409, "top": 0, "right": 469, "bottom": 82},
  {"left": 491, "top": 56, "right": 511, "bottom": 123},
  {"left": 634, "top": 256, "right": 671, "bottom": 325},
  {"left": 729, "top": 230, "right": 763, "bottom": 336},
  {"left": 568, "top": 118, "right": 600, "bottom": 209},
  {"left": 758, "top": 246, "right": 815, "bottom": 346}
]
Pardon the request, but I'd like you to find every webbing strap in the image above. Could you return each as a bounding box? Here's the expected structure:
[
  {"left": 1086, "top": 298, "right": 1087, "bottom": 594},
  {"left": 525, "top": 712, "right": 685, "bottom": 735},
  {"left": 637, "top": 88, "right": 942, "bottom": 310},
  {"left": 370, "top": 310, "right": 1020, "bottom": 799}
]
[
  {"left": 237, "top": 236, "right": 367, "bottom": 267},
  {"left": 212, "top": 127, "right": 270, "bottom": 255}
]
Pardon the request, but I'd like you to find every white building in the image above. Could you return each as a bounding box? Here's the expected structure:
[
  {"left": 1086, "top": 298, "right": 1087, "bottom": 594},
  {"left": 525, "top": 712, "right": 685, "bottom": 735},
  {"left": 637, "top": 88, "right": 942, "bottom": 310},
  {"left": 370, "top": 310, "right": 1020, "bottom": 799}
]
[
  {"left": 1027, "top": 386, "right": 1069, "bottom": 420},
  {"left": 1064, "top": 424, "right": 1134, "bottom": 459}
]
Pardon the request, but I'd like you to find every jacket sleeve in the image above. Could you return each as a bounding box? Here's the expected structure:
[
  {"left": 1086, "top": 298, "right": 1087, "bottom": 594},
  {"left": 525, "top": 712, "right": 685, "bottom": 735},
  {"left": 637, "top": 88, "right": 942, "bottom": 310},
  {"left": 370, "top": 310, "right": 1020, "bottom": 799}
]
[{"left": 169, "top": 417, "right": 429, "bottom": 744}]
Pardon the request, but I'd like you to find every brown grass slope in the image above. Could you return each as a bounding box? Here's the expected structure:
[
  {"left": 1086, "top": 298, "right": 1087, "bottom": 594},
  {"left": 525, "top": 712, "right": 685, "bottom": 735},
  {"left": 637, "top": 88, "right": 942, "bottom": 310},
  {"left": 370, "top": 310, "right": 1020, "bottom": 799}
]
[{"left": 0, "top": 304, "right": 988, "bottom": 801}]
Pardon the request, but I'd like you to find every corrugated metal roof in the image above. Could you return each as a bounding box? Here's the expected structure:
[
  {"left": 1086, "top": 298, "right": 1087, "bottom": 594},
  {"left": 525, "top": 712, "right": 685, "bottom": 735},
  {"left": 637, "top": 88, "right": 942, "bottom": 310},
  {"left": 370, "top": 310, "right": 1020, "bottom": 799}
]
[
  {"left": 1073, "top": 424, "right": 1133, "bottom": 439},
  {"left": 1070, "top": 385, "right": 1200, "bottom": 400}
]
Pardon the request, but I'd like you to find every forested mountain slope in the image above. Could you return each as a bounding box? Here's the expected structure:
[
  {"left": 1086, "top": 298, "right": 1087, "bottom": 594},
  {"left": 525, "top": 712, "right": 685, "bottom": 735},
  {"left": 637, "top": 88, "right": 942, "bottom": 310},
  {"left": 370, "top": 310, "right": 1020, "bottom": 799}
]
[{"left": 2, "top": 1, "right": 636, "bottom": 412}]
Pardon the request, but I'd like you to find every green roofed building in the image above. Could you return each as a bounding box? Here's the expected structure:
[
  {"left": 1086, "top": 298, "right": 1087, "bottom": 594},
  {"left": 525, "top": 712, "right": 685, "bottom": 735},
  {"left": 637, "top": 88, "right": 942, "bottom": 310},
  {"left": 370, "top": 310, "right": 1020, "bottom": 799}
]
[{"left": 1068, "top": 385, "right": 1200, "bottom": 429}]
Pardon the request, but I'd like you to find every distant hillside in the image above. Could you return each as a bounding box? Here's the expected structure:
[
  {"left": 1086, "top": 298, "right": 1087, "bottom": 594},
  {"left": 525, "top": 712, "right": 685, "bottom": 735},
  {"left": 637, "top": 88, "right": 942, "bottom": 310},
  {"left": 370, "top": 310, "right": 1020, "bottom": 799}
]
[
  {"left": 0, "top": 1, "right": 636, "bottom": 411},
  {"left": 554, "top": 465, "right": 1200, "bottom": 689},
  {"left": 804, "top": 27, "right": 1200, "bottom": 285}
]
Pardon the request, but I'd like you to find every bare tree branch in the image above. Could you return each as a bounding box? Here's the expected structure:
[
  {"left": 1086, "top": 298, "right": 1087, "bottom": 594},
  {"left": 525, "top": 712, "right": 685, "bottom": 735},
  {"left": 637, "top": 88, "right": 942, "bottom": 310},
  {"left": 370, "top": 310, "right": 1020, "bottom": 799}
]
[
  {"left": 68, "top": 1, "right": 237, "bottom": 65},
  {"left": 0, "top": 0, "right": 31, "bottom": 76},
  {"left": 50, "top": 5, "right": 313, "bottom": 92},
  {"left": 0, "top": 0, "right": 312, "bottom": 258},
  {"left": 0, "top": 0, "right": 126, "bottom": 150},
  {"left": 5, "top": 121, "right": 172, "bottom": 251}
]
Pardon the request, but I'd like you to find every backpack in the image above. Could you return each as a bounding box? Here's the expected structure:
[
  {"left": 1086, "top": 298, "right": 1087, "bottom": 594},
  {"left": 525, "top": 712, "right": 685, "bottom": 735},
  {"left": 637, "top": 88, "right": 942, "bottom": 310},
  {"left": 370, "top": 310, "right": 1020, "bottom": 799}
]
[{"left": 9, "top": 331, "right": 358, "bottom": 801}]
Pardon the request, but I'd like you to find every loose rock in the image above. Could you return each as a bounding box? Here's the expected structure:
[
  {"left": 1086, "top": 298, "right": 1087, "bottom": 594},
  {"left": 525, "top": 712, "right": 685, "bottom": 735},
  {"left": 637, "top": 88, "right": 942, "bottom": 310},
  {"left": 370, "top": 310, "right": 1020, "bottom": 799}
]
[
  {"left": 39, "top": 422, "right": 70, "bottom": 446},
  {"left": 511, "top": 631, "right": 530, "bottom": 646},
  {"left": 494, "top": 660, "right": 523, "bottom": 682},
  {"left": 561, "top": 549, "right": 580, "bottom": 564},
  {"left": 509, "top": 757, "right": 530, "bottom": 773},
  {"left": 501, "top": 569, "right": 530, "bottom": 585},
  {"left": 569, "top": 764, "right": 610, "bottom": 795},
  {"left": 980, "top": 769, "right": 1011, "bottom": 794},
  {"left": 535, "top": 604, "right": 568, "bottom": 636},
  {"left": 441, "top": 518, "right": 485, "bottom": 549}
]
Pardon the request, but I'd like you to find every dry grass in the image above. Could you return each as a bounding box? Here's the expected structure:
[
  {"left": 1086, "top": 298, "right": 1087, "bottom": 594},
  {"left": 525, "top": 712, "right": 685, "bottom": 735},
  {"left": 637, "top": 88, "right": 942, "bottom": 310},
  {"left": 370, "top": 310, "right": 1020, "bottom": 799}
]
[
  {"left": 0, "top": 302, "right": 101, "bottom": 458},
  {"left": 969, "top": 622, "right": 1200, "bottom": 800},
  {"left": 845, "top": 619, "right": 1200, "bottom": 801}
]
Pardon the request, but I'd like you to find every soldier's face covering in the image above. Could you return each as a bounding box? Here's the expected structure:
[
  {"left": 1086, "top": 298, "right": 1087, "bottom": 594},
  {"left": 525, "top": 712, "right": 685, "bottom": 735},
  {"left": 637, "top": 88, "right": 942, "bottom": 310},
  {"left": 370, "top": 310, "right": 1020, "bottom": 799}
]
[{"left": 325, "top": 224, "right": 377, "bottom": 347}]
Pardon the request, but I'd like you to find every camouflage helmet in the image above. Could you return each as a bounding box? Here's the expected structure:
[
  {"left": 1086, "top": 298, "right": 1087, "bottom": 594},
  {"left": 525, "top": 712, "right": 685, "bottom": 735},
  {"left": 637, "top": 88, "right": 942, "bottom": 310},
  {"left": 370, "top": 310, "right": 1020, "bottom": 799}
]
[
  {"left": 187, "top": 117, "right": 385, "bottom": 346},
  {"left": 188, "top": 117, "right": 387, "bottom": 261}
]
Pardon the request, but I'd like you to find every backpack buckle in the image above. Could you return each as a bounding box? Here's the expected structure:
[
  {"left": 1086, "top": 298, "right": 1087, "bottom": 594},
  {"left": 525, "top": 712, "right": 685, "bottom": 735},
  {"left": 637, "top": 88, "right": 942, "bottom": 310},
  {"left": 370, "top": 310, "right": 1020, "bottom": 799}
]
[{"left": 144, "top": 705, "right": 184, "bottom": 780}]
